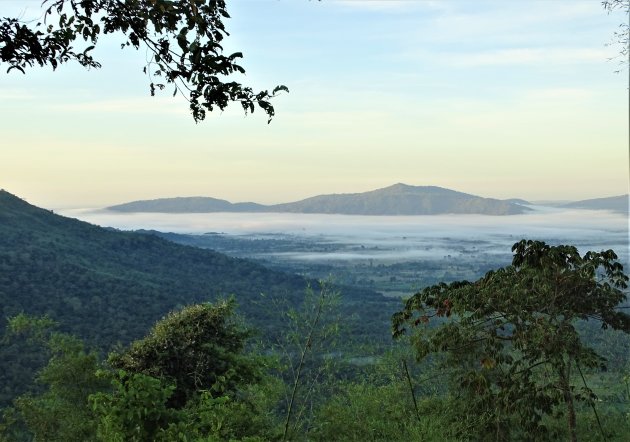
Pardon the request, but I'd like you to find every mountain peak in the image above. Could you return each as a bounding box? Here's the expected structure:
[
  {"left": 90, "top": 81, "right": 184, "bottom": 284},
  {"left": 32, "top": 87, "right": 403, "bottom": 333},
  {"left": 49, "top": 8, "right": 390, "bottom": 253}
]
[
  {"left": 387, "top": 183, "right": 413, "bottom": 189},
  {"left": 379, "top": 183, "right": 420, "bottom": 193},
  {"left": 379, "top": 183, "right": 450, "bottom": 192},
  {"left": 270, "top": 184, "right": 527, "bottom": 215}
]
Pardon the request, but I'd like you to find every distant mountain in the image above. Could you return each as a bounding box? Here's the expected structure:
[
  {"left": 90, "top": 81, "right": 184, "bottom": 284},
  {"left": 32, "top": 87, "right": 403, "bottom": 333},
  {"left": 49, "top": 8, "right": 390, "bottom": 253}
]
[
  {"left": 0, "top": 190, "right": 395, "bottom": 405},
  {"left": 108, "top": 196, "right": 265, "bottom": 213},
  {"left": 107, "top": 184, "right": 530, "bottom": 216},
  {"left": 270, "top": 184, "right": 529, "bottom": 215},
  {"left": 562, "top": 195, "right": 629, "bottom": 214}
]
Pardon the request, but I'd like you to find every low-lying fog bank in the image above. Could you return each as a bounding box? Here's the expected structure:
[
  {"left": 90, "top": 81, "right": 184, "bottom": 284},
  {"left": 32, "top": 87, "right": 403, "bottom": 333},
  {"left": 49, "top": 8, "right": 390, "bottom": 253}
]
[{"left": 60, "top": 206, "right": 629, "bottom": 266}]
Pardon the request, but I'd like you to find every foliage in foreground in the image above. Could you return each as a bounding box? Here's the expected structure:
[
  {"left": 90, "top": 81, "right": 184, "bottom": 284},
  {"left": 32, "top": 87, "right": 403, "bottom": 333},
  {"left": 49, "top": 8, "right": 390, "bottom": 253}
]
[
  {"left": 107, "top": 300, "right": 262, "bottom": 408},
  {"left": 0, "top": 314, "right": 106, "bottom": 442},
  {"left": 1, "top": 303, "right": 280, "bottom": 442},
  {"left": 393, "top": 239, "right": 630, "bottom": 441},
  {"left": 0, "top": 0, "right": 288, "bottom": 122},
  {"left": 1, "top": 241, "right": 629, "bottom": 441}
]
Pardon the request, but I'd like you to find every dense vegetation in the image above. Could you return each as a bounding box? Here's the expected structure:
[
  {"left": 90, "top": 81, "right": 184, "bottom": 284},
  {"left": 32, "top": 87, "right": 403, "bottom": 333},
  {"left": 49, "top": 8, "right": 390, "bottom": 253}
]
[
  {"left": 393, "top": 240, "right": 630, "bottom": 440},
  {"left": 0, "top": 190, "right": 395, "bottom": 407},
  {"left": 1, "top": 191, "right": 629, "bottom": 440},
  {"left": 2, "top": 291, "right": 629, "bottom": 441}
]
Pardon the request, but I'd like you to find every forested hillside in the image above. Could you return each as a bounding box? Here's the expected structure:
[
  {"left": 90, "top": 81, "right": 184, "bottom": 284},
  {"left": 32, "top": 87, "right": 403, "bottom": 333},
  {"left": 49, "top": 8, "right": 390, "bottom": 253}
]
[
  {"left": 2, "top": 191, "right": 629, "bottom": 440},
  {"left": 2, "top": 233, "right": 628, "bottom": 441},
  {"left": 0, "top": 190, "right": 396, "bottom": 406}
]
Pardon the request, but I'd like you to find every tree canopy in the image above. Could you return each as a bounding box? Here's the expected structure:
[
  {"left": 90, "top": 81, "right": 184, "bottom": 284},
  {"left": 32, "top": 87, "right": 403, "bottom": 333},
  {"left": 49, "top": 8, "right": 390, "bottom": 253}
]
[
  {"left": 0, "top": 0, "right": 288, "bottom": 122},
  {"left": 107, "top": 300, "right": 262, "bottom": 408},
  {"left": 2, "top": 303, "right": 277, "bottom": 441},
  {"left": 392, "top": 239, "right": 630, "bottom": 441}
]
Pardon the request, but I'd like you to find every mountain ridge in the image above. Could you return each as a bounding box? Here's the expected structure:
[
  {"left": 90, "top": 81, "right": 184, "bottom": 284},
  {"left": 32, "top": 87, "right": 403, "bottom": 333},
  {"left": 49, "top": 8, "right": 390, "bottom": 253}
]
[
  {"left": 561, "top": 194, "right": 628, "bottom": 214},
  {"left": 107, "top": 183, "right": 531, "bottom": 216}
]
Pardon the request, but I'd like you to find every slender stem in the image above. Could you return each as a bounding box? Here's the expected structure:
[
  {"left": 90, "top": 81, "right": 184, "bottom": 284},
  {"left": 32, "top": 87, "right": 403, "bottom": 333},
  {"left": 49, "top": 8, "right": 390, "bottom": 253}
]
[
  {"left": 282, "top": 288, "right": 326, "bottom": 441},
  {"left": 576, "top": 362, "right": 607, "bottom": 441},
  {"left": 402, "top": 359, "right": 422, "bottom": 424},
  {"left": 512, "top": 359, "right": 551, "bottom": 376}
]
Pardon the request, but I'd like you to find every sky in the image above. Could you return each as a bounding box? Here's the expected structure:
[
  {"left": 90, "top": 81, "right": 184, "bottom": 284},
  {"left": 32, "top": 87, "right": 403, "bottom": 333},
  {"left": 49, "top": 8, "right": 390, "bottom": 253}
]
[{"left": 1, "top": 0, "right": 628, "bottom": 209}]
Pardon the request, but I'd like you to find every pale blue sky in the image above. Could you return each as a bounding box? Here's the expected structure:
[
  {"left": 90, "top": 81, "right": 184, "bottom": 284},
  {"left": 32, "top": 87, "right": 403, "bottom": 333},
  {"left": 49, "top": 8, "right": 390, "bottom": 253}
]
[{"left": 1, "top": 0, "right": 628, "bottom": 208}]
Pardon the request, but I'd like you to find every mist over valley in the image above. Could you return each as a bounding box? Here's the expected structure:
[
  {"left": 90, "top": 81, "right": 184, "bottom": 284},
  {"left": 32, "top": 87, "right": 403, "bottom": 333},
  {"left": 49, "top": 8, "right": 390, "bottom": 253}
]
[{"left": 61, "top": 203, "right": 629, "bottom": 297}]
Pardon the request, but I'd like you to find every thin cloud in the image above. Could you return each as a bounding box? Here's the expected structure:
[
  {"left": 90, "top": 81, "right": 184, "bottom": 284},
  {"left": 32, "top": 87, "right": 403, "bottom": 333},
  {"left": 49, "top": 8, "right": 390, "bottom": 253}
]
[
  {"left": 47, "top": 96, "right": 191, "bottom": 116},
  {"left": 0, "top": 89, "right": 39, "bottom": 101},
  {"left": 525, "top": 87, "right": 595, "bottom": 100},
  {"left": 336, "top": 0, "right": 413, "bottom": 11},
  {"left": 442, "top": 47, "right": 612, "bottom": 67}
]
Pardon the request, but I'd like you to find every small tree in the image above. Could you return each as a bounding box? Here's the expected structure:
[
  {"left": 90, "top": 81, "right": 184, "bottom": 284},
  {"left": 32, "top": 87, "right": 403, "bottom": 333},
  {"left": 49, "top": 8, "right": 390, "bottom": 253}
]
[
  {"left": 107, "top": 300, "right": 262, "bottom": 408},
  {"left": 279, "top": 282, "right": 341, "bottom": 441},
  {"left": 392, "top": 240, "right": 630, "bottom": 441},
  {"left": 94, "top": 300, "right": 277, "bottom": 441}
]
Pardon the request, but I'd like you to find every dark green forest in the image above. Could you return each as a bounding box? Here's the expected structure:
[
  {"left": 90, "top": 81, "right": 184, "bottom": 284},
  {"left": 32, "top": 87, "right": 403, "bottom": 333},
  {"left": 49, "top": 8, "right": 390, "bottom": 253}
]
[
  {"left": 1, "top": 191, "right": 629, "bottom": 441},
  {"left": 0, "top": 190, "right": 395, "bottom": 407}
]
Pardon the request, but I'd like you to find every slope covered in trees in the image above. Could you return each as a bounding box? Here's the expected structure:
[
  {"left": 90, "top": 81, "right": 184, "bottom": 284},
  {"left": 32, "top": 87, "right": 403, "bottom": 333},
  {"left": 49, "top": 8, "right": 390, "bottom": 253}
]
[
  {"left": 0, "top": 190, "right": 396, "bottom": 406},
  {"left": 3, "top": 258, "right": 629, "bottom": 440},
  {"left": 0, "top": 189, "right": 299, "bottom": 342}
]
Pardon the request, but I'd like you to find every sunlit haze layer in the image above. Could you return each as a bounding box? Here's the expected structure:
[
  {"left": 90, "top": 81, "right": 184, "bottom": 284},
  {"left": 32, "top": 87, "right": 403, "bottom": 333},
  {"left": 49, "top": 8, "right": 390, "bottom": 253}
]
[{"left": 61, "top": 207, "right": 629, "bottom": 266}]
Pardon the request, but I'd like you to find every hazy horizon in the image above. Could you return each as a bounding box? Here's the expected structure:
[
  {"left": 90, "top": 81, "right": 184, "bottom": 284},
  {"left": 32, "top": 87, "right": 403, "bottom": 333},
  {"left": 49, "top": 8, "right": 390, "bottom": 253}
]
[
  {"left": 101, "top": 183, "right": 628, "bottom": 204},
  {"left": 4, "top": 184, "right": 628, "bottom": 211}
]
